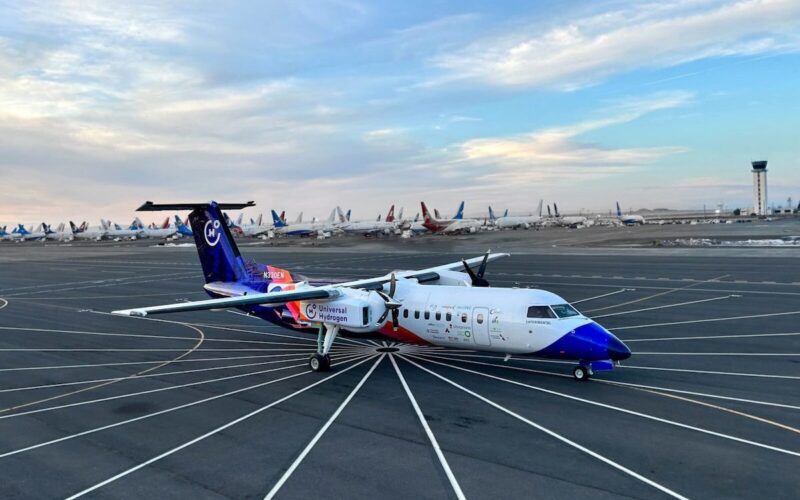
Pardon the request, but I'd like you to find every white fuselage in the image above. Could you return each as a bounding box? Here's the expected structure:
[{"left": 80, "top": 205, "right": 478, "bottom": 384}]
[
  {"left": 441, "top": 218, "right": 483, "bottom": 234},
  {"left": 141, "top": 228, "right": 178, "bottom": 239},
  {"left": 495, "top": 215, "right": 541, "bottom": 229},
  {"left": 384, "top": 280, "right": 589, "bottom": 354}
]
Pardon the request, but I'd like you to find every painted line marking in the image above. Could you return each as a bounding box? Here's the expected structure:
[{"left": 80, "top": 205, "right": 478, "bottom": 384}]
[
  {"left": 390, "top": 354, "right": 466, "bottom": 500},
  {"left": 571, "top": 289, "right": 631, "bottom": 305},
  {"left": 64, "top": 355, "right": 376, "bottom": 499},
  {"left": 593, "top": 295, "right": 735, "bottom": 319},
  {"left": 613, "top": 310, "right": 800, "bottom": 330},
  {"left": 412, "top": 351, "right": 800, "bottom": 409},
  {"left": 264, "top": 355, "right": 384, "bottom": 499},
  {"left": 409, "top": 354, "right": 800, "bottom": 458},
  {"left": 0, "top": 354, "right": 370, "bottom": 460},
  {"left": 624, "top": 332, "right": 800, "bottom": 342},
  {"left": 400, "top": 355, "right": 689, "bottom": 500}
]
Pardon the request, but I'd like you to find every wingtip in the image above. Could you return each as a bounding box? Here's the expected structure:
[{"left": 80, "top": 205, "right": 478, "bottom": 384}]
[{"left": 111, "top": 309, "right": 147, "bottom": 317}]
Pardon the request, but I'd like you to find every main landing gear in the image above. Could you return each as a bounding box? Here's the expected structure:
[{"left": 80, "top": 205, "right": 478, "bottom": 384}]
[
  {"left": 309, "top": 323, "right": 339, "bottom": 372},
  {"left": 572, "top": 364, "right": 592, "bottom": 381}
]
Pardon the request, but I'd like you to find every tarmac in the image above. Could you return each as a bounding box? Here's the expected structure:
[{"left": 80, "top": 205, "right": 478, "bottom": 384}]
[{"left": 0, "top": 225, "right": 798, "bottom": 499}]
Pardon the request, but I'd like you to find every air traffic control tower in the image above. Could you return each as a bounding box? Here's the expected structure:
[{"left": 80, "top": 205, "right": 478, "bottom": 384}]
[{"left": 751, "top": 160, "right": 768, "bottom": 216}]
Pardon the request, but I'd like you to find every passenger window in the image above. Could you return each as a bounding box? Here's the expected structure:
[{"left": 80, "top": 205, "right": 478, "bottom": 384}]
[
  {"left": 435, "top": 311, "right": 441, "bottom": 321},
  {"left": 424, "top": 311, "right": 430, "bottom": 320},
  {"left": 461, "top": 313, "right": 467, "bottom": 323},
  {"left": 527, "top": 306, "right": 556, "bottom": 319},
  {"left": 403, "top": 309, "right": 408, "bottom": 319},
  {"left": 414, "top": 310, "right": 420, "bottom": 319},
  {"left": 446, "top": 312, "right": 452, "bottom": 322},
  {"left": 476, "top": 314, "right": 484, "bottom": 324}
]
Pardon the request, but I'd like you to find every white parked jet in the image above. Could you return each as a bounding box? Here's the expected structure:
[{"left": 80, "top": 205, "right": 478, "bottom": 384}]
[
  {"left": 492, "top": 200, "right": 543, "bottom": 229},
  {"left": 115, "top": 201, "right": 631, "bottom": 381},
  {"left": 337, "top": 205, "right": 397, "bottom": 235},
  {"left": 421, "top": 201, "right": 483, "bottom": 234}
]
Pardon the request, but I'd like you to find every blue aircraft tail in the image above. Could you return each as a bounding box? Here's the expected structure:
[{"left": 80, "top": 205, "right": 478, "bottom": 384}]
[
  {"left": 488, "top": 206, "right": 496, "bottom": 221},
  {"left": 271, "top": 210, "right": 287, "bottom": 228},
  {"left": 454, "top": 201, "right": 465, "bottom": 220},
  {"left": 138, "top": 201, "right": 258, "bottom": 284},
  {"left": 616, "top": 202, "right": 622, "bottom": 217}
]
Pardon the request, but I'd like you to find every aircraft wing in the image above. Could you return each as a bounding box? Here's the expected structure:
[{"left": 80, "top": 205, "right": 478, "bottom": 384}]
[
  {"left": 112, "top": 252, "right": 510, "bottom": 316},
  {"left": 112, "top": 287, "right": 338, "bottom": 317},
  {"left": 336, "top": 252, "right": 510, "bottom": 290}
]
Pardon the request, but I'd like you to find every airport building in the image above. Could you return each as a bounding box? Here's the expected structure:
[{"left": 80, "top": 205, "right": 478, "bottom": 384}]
[{"left": 751, "top": 160, "right": 768, "bottom": 216}]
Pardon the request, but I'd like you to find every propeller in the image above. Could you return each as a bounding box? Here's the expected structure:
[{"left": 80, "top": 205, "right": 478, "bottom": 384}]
[
  {"left": 462, "top": 250, "right": 491, "bottom": 287},
  {"left": 376, "top": 273, "right": 401, "bottom": 331}
]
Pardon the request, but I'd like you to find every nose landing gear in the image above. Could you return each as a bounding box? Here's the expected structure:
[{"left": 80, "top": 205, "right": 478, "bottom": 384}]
[{"left": 572, "top": 364, "right": 593, "bottom": 381}]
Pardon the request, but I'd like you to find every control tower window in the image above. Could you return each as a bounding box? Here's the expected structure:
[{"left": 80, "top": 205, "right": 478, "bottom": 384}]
[
  {"left": 550, "top": 304, "right": 580, "bottom": 318},
  {"left": 527, "top": 306, "right": 556, "bottom": 318}
]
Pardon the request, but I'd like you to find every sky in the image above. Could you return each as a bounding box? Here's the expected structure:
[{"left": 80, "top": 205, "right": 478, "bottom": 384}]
[{"left": 1, "top": 0, "right": 799, "bottom": 224}]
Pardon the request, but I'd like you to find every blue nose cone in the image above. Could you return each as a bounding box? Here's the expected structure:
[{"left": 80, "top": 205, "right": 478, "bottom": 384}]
[
  {"left": 536, "top": 321, "right": 632, "bottom": 361},
  {"left": 606, "top": 332, "right": 631, "bottom": 360}
]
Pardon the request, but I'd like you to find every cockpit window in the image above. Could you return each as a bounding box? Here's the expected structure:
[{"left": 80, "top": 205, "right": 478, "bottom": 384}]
[
  {"left": 550, "top": 304, "right": 581, "bottom": 318},
  {"left": 527, "top": 306, "right": 556, "bottom": 319}
]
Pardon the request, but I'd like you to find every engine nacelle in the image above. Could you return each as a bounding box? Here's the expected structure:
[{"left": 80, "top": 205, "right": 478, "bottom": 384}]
[{"left": 299, "top": 288, "right": 388, "bottom": 333}]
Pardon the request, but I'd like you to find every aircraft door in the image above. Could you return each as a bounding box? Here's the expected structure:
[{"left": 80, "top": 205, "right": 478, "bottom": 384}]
[{"left": 471, "top": 307, "right": 491, "bottom": 346}]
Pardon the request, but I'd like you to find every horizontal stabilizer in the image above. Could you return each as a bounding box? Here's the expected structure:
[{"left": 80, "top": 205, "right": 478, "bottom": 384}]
[{"left": 137, "top": 201, "right": 256, "bottom": 212}]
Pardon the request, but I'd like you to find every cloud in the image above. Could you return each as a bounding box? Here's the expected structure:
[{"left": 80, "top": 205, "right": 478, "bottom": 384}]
[
  {"left": 432, "top": 0, "right": 800, "bottom": 89},
  {"left": 456, "top": 91, "right": 692, "bottom": 172}
]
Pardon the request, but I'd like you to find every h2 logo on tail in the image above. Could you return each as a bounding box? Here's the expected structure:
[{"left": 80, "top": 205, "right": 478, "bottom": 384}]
[{"left": 204, "top": 219, "right": 222, "bottom": 247}]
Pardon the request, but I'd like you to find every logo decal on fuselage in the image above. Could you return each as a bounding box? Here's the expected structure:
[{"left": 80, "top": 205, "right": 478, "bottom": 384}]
[
  {"left": 306, "top": 303, "right": 318, "bottom": 319},
  {"left": 204, "top": 219, "right": 222, "bottom": 247}
]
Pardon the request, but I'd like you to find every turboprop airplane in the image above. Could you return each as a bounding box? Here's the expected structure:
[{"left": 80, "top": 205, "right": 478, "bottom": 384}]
[
  {"left": 421, "top": 201, "right": 482, "bottom": 234},
  {"left": 113, "top": 201, "right": 630, "bottom": 380}
]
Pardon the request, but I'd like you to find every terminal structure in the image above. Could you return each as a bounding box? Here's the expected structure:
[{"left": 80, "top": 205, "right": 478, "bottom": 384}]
[{"left": 751, "top": 160, "right": 768, "bottom": 216}]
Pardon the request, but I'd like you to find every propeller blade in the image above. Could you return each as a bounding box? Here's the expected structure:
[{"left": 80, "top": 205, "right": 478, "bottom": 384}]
[
  {"left": 388, "top": 273, "right": 396, "bottom": 298},
  {"left": 476, "top": 250, "right": 490, "bottom": 278},
  {"left": 461, "top": 259, "right": 479, "bottom": 282}
]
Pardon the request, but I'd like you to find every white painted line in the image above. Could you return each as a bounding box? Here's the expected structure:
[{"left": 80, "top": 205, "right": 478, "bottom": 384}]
[
  {"left": 264, "top": 355, "right": 384, "bottom": 499},
  {"left": 632, "top": 352, "right": 800, "bottom": 356},
  {"left": 421, "top": 350, "right": 800, "bottom": 380},
  {"left": 64, "top": 355, "right": 377, "bottom": 499},
  {"left": 0, "top": 353, "right": 315, "bottom": 373},
  {"left": 624, "top": 332, "right": 800, "bottom": 342},
  {"left": 0, "top": 325, "right": 317, "bottom": 347},
  {"left": 614, "top": 310, "right": 800, "bottom": 330},
  {"left": 593, "top": 295, "right": 735, "bottom": 319},
  {"left": 0, "top": 348, "right": 339, "bottom": 352},
  {"left": 400, "top": 355, "right": 689, "bottom": 499},
  {"left": 0, "top": 353, "right": 359, "bottom": 421},
  {"left": 390, "top": 354, "right": 466, "bottom": 500},
  {"left": 414, "top": 352, "right": 800, "bottom": 409},
  {"left": 0, "top": 358, "right": 307, "bottom": 394},
  {"left": 570, "top": 289, "right": 630, "bottom": 305},
  {"left": 409, "top": 354, "right": 800, "bottom": 458},
  {"left": 585, "top": 274, "right": 729, "bottom": 313}
]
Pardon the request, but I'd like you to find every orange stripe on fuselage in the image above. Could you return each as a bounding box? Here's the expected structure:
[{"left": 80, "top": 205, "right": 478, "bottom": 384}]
[{"left": 378, "top": 324, "right": 432, "bottom": 345}]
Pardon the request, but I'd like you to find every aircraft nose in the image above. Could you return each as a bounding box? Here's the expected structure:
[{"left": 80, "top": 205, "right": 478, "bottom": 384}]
[{"left": 606, "top": 334, "right": 631, "bottom": 361}]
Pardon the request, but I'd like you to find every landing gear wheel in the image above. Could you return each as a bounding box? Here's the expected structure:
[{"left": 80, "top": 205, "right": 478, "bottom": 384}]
[
  {"left": 309, "top": 353, "right": 331, "bottom": 372},
  {"left": 573, "top": 366, "right": 590, "bottom": 381}
]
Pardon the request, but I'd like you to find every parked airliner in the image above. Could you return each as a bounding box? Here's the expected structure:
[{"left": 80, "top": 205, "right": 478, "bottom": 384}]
[{"left": 114, "top": 201, "right": 630, "bottom": 381}]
